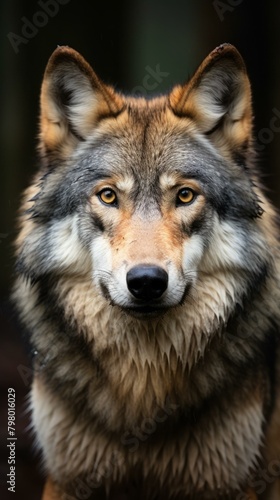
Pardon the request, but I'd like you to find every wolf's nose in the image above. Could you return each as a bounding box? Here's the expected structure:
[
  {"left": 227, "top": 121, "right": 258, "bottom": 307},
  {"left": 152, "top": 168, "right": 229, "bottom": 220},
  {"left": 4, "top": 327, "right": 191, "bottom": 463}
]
[{"left": 126, "top": 265, "right": 168, "bottom": 301}]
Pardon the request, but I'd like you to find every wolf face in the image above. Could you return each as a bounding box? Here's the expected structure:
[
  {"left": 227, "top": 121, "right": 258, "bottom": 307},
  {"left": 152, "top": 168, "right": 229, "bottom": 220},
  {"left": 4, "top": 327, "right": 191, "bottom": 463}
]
[
  {"left": 17, "top": 44, "right": 269, "bottom": 321},
  {"left": 14, "top": 44, "right": 280, "bottom": 499}
]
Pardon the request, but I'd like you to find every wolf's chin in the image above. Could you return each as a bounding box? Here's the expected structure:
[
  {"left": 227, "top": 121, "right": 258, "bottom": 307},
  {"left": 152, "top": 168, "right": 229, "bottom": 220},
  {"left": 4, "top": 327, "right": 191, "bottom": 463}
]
[{"left": 120, "top": 304, "right": 169, "bottom": 320}]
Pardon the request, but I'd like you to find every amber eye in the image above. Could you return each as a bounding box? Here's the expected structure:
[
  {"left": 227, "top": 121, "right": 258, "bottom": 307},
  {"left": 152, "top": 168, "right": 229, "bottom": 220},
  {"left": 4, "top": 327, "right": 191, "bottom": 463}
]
[
  {"left": 98, "top": 189, "right": 118, "bottom": 206},
  {"left": 176, "top": 188, "right": 195, "bottom": 205}
]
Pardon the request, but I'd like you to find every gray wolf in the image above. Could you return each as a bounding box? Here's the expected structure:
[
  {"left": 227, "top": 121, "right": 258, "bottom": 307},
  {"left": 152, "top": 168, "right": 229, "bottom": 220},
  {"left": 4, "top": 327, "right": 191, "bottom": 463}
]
[{"left": 13, "top": 43, "right": 280, "bottom": 499}]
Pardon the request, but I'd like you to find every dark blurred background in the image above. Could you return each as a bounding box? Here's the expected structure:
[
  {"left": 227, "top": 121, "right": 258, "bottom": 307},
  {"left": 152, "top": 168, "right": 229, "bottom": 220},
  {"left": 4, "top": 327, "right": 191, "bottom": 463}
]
[{"left": 1, "top": 1, "right": 280, "bottom": 499}]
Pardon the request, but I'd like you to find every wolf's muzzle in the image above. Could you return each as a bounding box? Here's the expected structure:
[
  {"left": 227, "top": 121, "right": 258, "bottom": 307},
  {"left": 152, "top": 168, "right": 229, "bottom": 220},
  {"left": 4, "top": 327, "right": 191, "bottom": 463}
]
[{"left": 126, "top": 265, "right": 168, "bottom": 301}]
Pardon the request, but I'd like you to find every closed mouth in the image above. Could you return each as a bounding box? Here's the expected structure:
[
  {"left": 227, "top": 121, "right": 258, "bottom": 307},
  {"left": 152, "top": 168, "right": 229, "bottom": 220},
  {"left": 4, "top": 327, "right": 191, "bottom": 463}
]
[{"left": 123, "top": 304, "right": 168, "bottom": 318}]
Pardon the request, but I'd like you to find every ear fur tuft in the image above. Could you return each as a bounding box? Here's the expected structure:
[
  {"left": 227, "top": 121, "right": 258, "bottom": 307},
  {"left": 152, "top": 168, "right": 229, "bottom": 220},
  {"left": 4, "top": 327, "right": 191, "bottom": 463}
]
[
  {"left": 40, "top": 46, "right": 124, "bottom": 160},
  {"left": 169, "top": 43, "right": 252, "bottom": 157}
]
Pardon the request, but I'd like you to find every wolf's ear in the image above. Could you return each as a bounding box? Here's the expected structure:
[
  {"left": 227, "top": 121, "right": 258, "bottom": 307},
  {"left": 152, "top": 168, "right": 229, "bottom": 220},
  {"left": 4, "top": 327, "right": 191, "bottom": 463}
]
[
  {"left": 169, "top": 44, "right": 252, "bottom": 157},
  {"left": 40, "top": 46, "right": 124, "bottom": 160}
]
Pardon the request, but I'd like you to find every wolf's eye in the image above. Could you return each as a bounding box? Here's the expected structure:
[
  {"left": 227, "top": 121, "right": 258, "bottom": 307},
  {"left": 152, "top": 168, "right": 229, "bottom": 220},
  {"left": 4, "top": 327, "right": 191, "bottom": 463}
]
[
  {"left": 98, "top": 189, "right": 118, "bottom": 206},
  {"left": 176, "top": 188, "right": 195, "bottom": 205}
]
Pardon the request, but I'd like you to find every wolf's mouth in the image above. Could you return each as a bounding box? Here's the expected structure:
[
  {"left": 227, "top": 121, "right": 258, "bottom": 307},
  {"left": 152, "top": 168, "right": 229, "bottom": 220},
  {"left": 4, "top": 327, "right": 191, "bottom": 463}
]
[{"left": 123, "top": 304, "right": 168, "bottom": 319}]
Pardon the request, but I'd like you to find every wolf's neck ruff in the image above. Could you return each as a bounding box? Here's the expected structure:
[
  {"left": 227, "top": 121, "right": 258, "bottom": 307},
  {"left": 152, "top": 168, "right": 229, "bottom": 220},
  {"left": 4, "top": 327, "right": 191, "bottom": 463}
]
[{"left": 14, "top": 43, "right": 280, "bottom": 499}]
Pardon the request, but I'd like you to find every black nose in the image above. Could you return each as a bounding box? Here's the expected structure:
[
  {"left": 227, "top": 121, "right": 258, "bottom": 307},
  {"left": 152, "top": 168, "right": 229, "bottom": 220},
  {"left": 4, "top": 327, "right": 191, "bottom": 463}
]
[{"left": 126, "top": 265, "right": 168, "bottom": 301}]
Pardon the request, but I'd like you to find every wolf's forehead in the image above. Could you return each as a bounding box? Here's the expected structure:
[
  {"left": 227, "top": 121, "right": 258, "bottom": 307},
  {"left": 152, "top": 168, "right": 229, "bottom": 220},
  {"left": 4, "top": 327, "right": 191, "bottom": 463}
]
[
  {"left": 88, "top": 121, "right": 205, "bottom": 183},
  {"left": 100, "top": 131, "right": 217, "bottom": 184}
]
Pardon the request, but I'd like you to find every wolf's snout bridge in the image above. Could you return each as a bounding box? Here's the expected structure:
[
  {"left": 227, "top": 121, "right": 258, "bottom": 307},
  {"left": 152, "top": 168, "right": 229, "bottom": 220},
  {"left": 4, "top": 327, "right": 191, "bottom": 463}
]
[{"left": 126, "top": 265, "right": 168, "bottom": 300}]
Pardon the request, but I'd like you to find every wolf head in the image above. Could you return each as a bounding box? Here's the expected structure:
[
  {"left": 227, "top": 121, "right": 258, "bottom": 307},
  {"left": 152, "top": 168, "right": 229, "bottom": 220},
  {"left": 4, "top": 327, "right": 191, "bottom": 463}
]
[{"left": 17, "top": 44, "right": 271, "bottom": 320}]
